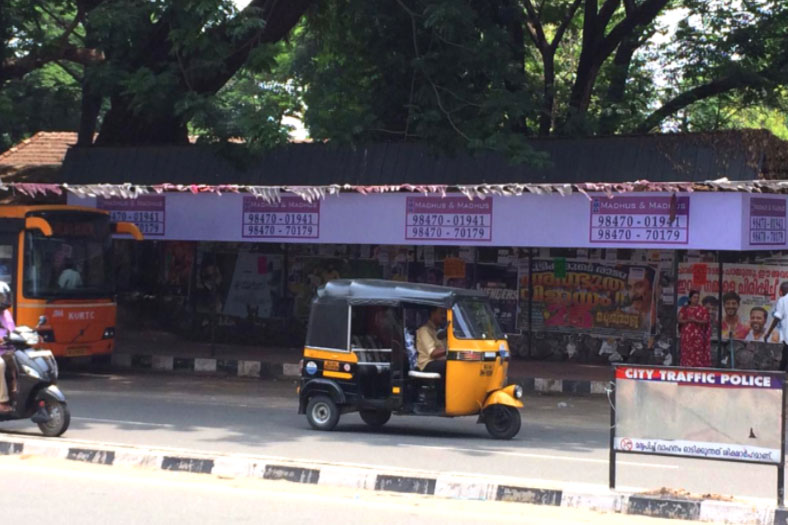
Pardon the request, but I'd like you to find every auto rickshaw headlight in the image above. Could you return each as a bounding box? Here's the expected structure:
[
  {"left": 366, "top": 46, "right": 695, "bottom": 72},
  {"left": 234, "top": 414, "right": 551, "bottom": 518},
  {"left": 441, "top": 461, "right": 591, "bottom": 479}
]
[{"left": 514, "top": 385, "right": 523, "bottom": 399}]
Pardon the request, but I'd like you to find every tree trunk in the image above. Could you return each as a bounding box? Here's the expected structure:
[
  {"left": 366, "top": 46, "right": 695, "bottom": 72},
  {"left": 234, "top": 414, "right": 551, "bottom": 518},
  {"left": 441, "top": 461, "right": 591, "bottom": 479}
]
[
  {"left": 77, "top": 76, "right": 101, "bottom": 146},
  {"left": 598, "top": 35, "right": 640, "bottom": 134},
  {"left": 95, "top": 95, "right": 189, "bottom": 145},
  {"left": 560, "top": 0, "right": 600, "bottom": 134},
  {"left": 94, "top": 0, "right": 315, "bottom": 146},
  {"left": 539, "top": 54, "right": 555, "bottom": 136}
]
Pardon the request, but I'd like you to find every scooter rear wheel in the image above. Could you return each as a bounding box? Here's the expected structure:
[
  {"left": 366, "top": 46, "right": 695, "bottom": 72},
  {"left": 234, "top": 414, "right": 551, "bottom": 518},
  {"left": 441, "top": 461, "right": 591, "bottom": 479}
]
[
  {"left": 37, "top": 400, "right": 70, "bottom": 437},
  {"left": 484, "top": 405, "right": 521, "bottom": 440}
]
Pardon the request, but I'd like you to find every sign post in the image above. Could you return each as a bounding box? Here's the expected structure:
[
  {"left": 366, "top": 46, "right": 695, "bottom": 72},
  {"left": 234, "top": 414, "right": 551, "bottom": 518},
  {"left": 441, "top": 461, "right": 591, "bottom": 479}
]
[{"left": 610, "top": 364, "right": 786, "bottom": 504}]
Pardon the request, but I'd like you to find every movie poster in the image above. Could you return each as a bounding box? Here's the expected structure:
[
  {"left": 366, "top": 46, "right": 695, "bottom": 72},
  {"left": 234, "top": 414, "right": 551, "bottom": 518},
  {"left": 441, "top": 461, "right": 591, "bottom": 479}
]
[
  {"left": 223, "top": 251, "right": 283, "bottom": 319},
  {"left": 677, "top": 263, "right": 788, "bottom": 342},
  {"left": 478, "top": 281, "right": 518, "bottom": 333},
  {"left": 527, "top": 259, "right": 658, "bottom": 339}
]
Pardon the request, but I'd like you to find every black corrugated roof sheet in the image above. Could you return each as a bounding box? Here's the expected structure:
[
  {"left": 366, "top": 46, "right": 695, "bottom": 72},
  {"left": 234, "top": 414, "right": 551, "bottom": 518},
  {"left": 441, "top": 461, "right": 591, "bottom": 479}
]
[{"left": 60, "top": 131, "right": 788, "bottom": 186}]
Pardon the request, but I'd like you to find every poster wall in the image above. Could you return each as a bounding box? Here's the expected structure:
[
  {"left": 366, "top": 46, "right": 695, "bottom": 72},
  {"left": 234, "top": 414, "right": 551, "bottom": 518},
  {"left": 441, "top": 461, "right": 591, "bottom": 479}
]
[
  {"left": 528, "top": 259, "right": 658, "bottom": 339},
  {"left": 223, "top": 251, "right": 283, "bottom": 319},
  {"left": 677, "top": 263, "right": 788, "bottom": 342}
]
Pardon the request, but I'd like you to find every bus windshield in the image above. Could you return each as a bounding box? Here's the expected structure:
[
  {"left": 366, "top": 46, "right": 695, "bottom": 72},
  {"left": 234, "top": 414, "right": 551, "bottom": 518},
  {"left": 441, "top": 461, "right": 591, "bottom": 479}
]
[
  {"left": 451, "top": 298, "right": 505, "bottom": 340},
  {"left": 23, "top": 212, "right": 113, "bottom": 299}
]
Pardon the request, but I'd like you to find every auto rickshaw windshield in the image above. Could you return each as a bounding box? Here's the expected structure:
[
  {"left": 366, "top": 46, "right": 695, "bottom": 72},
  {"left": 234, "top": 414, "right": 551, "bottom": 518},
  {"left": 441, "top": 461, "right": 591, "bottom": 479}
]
[{"left": 451, "top": 298, "right": 505, "bottom": 340}]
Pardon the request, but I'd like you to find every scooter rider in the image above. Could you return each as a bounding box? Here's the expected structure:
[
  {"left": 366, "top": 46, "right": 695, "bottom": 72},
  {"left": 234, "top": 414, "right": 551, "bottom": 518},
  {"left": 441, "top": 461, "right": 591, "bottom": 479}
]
[{"left": 0, "top": 281, "right": 15, "bottom": 413}]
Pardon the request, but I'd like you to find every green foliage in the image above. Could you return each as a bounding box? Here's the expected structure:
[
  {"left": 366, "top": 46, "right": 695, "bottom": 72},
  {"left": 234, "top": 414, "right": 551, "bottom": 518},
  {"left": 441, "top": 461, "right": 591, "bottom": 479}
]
[
  {"left": 2, "top": 0, "right": 788, "bottom": 154},
  {"left": 0, "top": 0, "right": 84, "bottom": 149},
  {"left": 654, "top": 0, "right": 788, "bottom": 132},
  {"left": 188, "top": 59, "right": 303, "bottom": 150},
  {"left": 294, "top": 0, "right": 542, "bottom": 160}
]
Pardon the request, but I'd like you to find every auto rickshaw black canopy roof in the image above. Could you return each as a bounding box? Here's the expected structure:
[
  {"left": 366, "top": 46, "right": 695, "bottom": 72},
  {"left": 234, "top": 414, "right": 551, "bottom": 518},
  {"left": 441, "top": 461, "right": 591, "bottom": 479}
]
[{"left": 316, "top": 279, "right": 487, "bottom": 309}]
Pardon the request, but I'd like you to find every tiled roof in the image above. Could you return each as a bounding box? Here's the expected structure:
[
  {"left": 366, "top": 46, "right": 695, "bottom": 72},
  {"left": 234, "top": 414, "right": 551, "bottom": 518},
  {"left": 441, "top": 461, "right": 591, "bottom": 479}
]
[{"left": 0, "top": 131, "right": 78, "bottom": 167}]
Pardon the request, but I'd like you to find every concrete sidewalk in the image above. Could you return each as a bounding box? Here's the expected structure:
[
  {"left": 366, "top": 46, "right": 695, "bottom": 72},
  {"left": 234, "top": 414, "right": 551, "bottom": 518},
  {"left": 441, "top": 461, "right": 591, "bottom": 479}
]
[
  {"left": 0, "top": 435, "right": 776, "bottom": 524},
  {"left": 110, "top": 330, "right": 612, "bottom": 395}
]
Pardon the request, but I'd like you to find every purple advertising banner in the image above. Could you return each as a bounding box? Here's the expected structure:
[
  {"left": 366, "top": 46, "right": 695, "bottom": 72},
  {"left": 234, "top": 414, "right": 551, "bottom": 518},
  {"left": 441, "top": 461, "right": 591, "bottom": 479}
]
[
  {"left": 405, "top": 196, "right": 492, "bottom": 242},
  {"left": 97, "top": 195, "right": 166, "bottom": 236},
  {"left": 749, "top": 197, "right": 787, "bottom": 246},
  {"left": 242, "top": 196, "right": 320, "bottom": 239},
  {"left": 72, "top": 191, "right": 762, "bottom": 250},
  {"left": 589, "top": 196, "right": 690, "bottom": 245}
]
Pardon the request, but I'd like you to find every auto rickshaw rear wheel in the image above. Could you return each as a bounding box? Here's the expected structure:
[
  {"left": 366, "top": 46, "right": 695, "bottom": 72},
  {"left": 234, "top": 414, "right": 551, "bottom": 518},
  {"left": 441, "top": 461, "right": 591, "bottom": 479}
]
[
  {"left": 484, "top": 405, "right": 521, "bottom": 440},
  {"left": 306, "top": 395, "right": 340, "bottom": 431},
  {"left": 359, "top": 410, "right": 391, "bottom": 427}
]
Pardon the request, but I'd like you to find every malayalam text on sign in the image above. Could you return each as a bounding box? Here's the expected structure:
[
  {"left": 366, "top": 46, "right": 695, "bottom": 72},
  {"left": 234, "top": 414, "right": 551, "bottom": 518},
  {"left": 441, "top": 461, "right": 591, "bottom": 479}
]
[
  {"left": 97, "top": 195, "right": 166, "bottom": 236},
  {"left": 242, "top": 196, "right": 320, "bottom": 239},
  {"left": 405, "top": 196, "right": 492, "bottom": 242},
  {"left": 590, "top": 196, "right": 690, "bottom": 244}
]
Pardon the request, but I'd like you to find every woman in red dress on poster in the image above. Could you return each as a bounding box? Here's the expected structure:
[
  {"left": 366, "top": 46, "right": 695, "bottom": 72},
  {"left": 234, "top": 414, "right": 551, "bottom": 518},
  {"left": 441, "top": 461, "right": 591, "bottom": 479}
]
[{"left": 679, "top": 290, "right": 712, "bottom": 367}]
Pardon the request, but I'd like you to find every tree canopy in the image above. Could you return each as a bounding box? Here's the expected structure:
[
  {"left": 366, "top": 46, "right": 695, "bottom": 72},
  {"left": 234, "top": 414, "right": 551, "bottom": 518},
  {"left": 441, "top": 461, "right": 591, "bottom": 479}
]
[{"left": 1, "top": 0, "right": 786, "bottom": 153}]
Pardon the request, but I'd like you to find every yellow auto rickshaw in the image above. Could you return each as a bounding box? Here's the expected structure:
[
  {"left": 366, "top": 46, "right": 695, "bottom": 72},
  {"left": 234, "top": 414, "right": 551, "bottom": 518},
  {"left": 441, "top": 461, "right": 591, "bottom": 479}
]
[{"left": 297, "top": 279, "right": 523, "bottom": 439}]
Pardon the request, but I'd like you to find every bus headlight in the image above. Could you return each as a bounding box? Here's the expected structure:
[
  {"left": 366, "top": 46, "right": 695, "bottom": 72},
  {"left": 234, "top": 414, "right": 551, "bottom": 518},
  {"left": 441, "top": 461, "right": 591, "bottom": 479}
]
[
  {"left": 38, "top": 329, "right": 55, "bottom": 343},
  {"left": 103, "top": 327, "right": 116, "bottom": 339}
]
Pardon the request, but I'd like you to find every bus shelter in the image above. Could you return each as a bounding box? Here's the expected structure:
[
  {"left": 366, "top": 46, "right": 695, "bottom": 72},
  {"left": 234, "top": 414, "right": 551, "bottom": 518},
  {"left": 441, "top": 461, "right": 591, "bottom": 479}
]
[{"left": 42, "top": 132, "right": 788, "bottom": 369}]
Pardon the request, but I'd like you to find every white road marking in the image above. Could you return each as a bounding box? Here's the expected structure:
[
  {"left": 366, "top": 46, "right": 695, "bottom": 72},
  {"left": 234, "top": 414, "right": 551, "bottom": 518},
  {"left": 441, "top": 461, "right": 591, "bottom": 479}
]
[
  {"left": 399, "top": 444, "right": 678, "bottom": 469},
  {"left": 73, "top": 417, "right": 172, "bottom": 427}
]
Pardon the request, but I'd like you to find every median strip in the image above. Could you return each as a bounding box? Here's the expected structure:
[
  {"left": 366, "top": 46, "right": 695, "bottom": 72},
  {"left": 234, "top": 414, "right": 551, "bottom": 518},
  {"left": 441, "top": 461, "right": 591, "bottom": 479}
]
[{"left": 0, "top": 436, "right": 775, "bottom": 523}]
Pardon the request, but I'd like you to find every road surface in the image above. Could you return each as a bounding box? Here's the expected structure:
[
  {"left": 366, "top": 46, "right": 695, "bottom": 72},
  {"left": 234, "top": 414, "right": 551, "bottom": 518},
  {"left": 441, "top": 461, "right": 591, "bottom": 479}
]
[
  {"left": 0, "top": 455, "right": 691, "bottom": 525},
  {"left": 0, "top": 371, "right": 781, "bottom": 501}
]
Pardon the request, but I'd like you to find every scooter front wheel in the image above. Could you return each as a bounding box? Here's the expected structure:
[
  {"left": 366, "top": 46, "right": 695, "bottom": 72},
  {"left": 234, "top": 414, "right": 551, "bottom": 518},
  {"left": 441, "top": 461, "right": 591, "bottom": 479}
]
[{"left": 37, "top": 400, "right": 71, "bottom": 437}]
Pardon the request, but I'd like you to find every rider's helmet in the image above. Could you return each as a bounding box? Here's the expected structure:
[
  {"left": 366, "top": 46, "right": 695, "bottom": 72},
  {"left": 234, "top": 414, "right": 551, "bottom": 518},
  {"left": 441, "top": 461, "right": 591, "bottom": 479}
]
[{"left": 0, "top": 281, "right": 11, "bottom": 311}]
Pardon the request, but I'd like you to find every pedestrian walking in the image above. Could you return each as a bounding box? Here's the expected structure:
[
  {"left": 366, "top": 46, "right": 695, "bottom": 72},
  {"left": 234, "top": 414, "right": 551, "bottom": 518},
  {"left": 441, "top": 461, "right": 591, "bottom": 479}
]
[{"left": 764, "top": 281, "right": 788, "bottom": 370}]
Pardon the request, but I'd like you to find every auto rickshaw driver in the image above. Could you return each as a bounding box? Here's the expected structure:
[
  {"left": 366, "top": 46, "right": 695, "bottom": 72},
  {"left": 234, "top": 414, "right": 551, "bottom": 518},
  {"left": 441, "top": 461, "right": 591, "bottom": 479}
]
[{"left": 416, "top": 307, "right": 447, "bottom": 376}]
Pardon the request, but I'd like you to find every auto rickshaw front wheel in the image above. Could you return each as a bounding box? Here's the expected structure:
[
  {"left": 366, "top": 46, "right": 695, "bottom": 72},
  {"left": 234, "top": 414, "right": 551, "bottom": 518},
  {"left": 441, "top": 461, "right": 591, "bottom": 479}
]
[
  {"left": 484, "top": 405, "right": 521, "bottom": 440},
  {"left": 360, "top": 410, "right": 391, "bottom": 427},
  {"left": 306, "top": 395, "right": 340, "bottom": 431}
]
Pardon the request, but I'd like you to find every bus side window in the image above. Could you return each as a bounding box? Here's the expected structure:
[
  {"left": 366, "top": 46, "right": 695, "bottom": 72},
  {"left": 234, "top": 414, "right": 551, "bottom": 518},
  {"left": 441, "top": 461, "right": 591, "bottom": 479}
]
[{"left": 0, "top": 243, "right": 13, "bottom": 287}]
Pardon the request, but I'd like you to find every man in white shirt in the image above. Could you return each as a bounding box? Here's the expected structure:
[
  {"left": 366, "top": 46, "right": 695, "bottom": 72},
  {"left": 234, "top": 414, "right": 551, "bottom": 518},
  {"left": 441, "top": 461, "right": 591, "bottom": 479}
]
[
  {"left": 764, "top": 282, "right": 788, "bottom": 370},
  {"left": 58, "top": 260, "right": 83, "bottom": 289}
]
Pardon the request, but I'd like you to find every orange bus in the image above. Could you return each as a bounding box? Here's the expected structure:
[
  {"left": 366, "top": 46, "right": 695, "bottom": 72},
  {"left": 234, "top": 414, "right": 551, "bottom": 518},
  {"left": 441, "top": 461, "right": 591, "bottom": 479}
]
[{"left": 0, "top": 205, "right": 141, "bottom": 359}]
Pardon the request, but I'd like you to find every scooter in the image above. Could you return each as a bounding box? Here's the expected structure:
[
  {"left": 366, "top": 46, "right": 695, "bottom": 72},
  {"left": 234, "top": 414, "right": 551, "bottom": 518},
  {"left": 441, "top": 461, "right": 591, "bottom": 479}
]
[{"left": 0, "top": 317, "right": 70, "bottom": 437}]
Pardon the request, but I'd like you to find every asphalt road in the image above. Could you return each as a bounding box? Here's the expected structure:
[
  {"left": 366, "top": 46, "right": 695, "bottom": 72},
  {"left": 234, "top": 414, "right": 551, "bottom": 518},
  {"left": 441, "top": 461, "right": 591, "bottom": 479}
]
[
  {"left": 0, "top": 371, "right": 781, "bottom": 502},
  {"left": 0, "top": 456, "right": 690, "bottom": 525}
]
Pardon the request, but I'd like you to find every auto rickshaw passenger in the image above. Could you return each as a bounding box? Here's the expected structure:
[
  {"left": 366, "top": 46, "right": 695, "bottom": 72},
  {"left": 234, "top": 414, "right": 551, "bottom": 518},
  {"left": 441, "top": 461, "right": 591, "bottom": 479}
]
[{"left": 416, "top": 307, "right": 447, "bottom": 375}]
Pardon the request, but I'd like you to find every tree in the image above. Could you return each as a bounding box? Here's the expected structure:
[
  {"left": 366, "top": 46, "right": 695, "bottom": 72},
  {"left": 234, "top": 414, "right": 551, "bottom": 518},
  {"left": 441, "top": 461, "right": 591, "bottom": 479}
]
[
  {"left": 3, "top": 0, "right": 787, "bottom": 152},
  {"left": 0, "top": 0, "right": 105, "bottom": 86},
  {"left": 637, "top": 0, "right": 788, "bottom": 133},
  {"left": 0, "top": 64, "right": 82, "bottom": 150},
  {"left": 1, "top": 0, "right": 313, "bottom": 146},
  {"left": 88, "top": 0, "right": 313, "bottom": 145},
  {"left": 294, "top": 0, "right": 544, "bottom": 158},
  {"left": 294, "top": 0, "right": 788, "bottom": 146}
]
